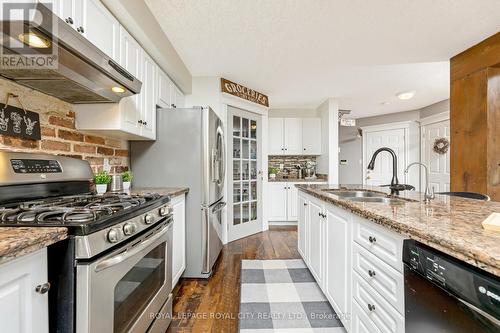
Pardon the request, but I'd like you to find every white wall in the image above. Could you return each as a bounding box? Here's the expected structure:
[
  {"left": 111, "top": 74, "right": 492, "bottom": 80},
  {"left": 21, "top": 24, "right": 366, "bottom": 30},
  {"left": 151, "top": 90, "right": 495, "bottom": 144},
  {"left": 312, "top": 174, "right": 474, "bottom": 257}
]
[
  {"left": 339, "top": 99, "right": 450, "bottom": 186},
  {"left": 315, "top": 98, "right": 339, "bottom": 183}
]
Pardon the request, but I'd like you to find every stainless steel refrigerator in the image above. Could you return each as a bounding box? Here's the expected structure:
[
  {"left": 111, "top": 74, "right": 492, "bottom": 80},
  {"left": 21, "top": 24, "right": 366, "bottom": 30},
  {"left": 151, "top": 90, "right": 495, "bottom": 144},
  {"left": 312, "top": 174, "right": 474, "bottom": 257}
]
[{"left": 130, "top": 106, "right": 225, "bottom": 278}]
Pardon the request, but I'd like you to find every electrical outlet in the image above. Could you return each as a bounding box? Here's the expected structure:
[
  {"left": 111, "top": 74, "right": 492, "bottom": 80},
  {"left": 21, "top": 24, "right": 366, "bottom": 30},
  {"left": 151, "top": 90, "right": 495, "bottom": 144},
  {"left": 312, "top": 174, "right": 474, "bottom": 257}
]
[{"left": 103, "top": 158, "right": 111, "bottom": 172}]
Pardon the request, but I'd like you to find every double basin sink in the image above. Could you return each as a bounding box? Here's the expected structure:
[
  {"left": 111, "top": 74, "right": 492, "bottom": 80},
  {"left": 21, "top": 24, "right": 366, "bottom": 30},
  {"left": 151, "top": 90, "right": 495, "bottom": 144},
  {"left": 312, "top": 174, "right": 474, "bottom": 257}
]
[{"left": 323, "top": 189, "right": 409, "bottom": 204}]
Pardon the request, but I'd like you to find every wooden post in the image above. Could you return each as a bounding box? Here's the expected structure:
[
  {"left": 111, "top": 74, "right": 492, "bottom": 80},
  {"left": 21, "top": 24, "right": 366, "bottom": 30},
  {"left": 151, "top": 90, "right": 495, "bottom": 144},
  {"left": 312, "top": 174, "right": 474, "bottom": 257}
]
[{"left": 450, "top": 32, "right": 500, "bottom": 200}]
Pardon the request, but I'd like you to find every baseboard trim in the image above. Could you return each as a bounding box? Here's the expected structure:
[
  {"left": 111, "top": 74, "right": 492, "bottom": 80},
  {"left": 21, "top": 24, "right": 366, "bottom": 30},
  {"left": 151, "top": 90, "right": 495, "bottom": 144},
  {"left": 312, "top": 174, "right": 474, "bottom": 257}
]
[{"left": 269, "top": 221, "right": 298, "bottom": 226}]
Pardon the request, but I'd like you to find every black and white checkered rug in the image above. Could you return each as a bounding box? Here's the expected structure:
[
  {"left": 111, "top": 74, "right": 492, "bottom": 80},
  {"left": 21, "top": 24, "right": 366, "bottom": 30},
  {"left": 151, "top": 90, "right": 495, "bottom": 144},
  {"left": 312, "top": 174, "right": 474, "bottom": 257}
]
[{"left": 239, "top": 259, "right": 345, "bottom": 332}]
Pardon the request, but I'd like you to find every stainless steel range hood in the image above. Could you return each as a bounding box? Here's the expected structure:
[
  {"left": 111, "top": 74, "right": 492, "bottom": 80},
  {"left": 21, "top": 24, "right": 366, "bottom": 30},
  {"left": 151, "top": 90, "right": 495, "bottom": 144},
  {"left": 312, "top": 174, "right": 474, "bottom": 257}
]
[{"left": 0, "top": 2, "right": 141, "bottom": 104}]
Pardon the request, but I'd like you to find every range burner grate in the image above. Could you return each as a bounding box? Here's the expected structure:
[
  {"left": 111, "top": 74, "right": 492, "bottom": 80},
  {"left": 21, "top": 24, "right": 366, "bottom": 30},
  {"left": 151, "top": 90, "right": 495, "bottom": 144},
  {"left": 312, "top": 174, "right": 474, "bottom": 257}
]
[{"left": 0, "top": 193, "right": 161, "bottom": 225}]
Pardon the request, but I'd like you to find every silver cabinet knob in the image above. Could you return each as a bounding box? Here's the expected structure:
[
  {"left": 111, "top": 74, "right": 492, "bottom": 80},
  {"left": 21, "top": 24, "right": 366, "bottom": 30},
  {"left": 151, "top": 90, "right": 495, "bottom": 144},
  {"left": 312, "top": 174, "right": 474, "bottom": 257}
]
[
  {"left": 368, "top": 304, "right": 376, "bottom": 312},
  {"left": 77, "top": 26, "right": 84, "bottom": 33},
  {"left": 107, "top": 228, "right": 123, "bottom": 243},
  {"left": 368, "top": 270, "right": 376, "bottom": 277},
  {"left": 368, "top": 236, "right": 377, "bottom": 243},
  {"left": 35, "top": 282, "right": 51, "bottom": 294},
  {"left": 144, "top": 214, "right": 154, "bottom": 224},
  {"left": 65, "top": 17, "right": 73, "bottom": 24},
  {"left": 122, "top": 223, "right": 137, "bottom": 236}
]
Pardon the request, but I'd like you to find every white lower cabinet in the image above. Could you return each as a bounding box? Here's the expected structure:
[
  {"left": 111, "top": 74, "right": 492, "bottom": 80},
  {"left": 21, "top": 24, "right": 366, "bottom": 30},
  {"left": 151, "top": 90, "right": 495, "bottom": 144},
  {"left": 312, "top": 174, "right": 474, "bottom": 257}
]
[
  {"left": 171, "top": 194, "right": 186, "bottom": 289},
  {"left": 297, "top": 191, "right": 405, "bottom": 333},
  {"left": 351, "top": 299, "right": 381, "bottom": 333},
  {"left": 0, "top": 249, "right": 49, "bottom": 333},
  {"left": 324, "top": 204, "right": 351, "bottom": 331},
  {"left": 297, "top": 194, "right": 308, "bottom": 259},
  {"left": 307, "top": 199, "right": 323, "bottom": 284},
  {"left": 268, "top": 182, "right": 326, "bottom": 222}
]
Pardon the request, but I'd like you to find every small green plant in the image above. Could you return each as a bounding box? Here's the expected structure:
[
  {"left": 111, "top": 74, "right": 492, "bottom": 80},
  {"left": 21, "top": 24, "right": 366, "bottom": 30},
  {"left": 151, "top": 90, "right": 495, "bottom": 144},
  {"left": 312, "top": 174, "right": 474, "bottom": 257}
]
[
  {"left": 268, "top": 167, "right": 279, "bottom": 176},
  {"left": 94, "top": 171, "right": 112, "bottom": 185},
  {"left": 122, "top": 171, "right": 133, "bottom": 182}
]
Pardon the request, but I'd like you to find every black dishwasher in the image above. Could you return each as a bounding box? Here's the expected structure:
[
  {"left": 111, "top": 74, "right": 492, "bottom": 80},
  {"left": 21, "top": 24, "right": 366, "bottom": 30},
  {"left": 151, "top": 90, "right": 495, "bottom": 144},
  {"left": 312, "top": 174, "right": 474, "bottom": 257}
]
[{"left": 403, "top": 239, "right": 500, "bottom": 333}]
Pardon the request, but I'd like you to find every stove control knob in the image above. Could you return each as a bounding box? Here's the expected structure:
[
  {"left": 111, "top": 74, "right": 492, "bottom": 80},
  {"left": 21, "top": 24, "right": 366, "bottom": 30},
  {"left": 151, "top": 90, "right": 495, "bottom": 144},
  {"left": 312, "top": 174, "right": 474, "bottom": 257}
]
[
  {"left": 159, "top": 206, "right": 171, "bottom": 216},
  {"left": 123, "top": 223, "right": 137, "bottom": 236},
  {"left": 144, "top": 214, "right": 155, "bottom": 224},
  {"left": 107, "top": 228, "right": 124, "bottom": 243}
]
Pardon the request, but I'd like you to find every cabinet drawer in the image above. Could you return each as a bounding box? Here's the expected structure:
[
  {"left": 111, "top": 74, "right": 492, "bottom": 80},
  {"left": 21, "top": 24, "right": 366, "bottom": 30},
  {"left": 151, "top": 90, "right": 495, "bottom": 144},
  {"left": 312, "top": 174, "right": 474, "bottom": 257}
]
[
  {"left": 353, "top": 217, "right": 404, "bottom": 272},
  {"left": 352, "top": 272, "right": 404, "bottom": 333},
  {"left": 351, "top": 299, "right": 381, "bottom": 333},
  {"left": 352, "top": 243, "right": 404, "bottom": 314}
]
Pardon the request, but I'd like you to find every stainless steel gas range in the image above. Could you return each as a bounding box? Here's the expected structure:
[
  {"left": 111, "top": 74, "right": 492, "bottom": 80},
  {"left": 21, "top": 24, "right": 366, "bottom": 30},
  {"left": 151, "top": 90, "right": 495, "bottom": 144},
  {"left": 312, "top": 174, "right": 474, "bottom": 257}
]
[{"left": 0, "top": 152, "right": 173, "bottom": 333}]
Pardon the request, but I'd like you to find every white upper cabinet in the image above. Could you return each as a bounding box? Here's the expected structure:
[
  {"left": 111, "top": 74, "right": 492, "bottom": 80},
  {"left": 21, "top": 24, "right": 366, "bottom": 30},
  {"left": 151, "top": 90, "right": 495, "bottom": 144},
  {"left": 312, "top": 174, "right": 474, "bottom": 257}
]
[
  {"left": 157, "top": 69, "right": 172, "bottom": 108},
  {"left": 172, "top": 84, "right": 185, "bottom": 108},
  {"left": 268, "top": 118, "right": 285, "bottom": 155},
  {"left": 284, "top": 118, "right": 303, "bottom": 155},
  {"left": 118, "top": 26, "right": 142, "bottom": 135},
  {"left": 80, "top": 0, "right": 119, "bottom": 61},
  {"left": 140, "top": 52, "right": 157, "bottom": 140},
  {"left": 302, "top": 118, "right": 322, "bottom": 155},
  {"left": 268, "top": 117, "right": 321, "bottom": 155},
  {"left": 41, "top": 0, "right": 81, "bottom": 28}
]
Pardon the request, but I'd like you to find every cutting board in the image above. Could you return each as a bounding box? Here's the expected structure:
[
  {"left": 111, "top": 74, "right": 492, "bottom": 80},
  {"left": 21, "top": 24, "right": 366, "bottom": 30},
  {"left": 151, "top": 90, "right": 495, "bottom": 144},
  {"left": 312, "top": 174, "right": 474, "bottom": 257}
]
[{"left": 482, "top": 213, "right": 500, "bottom": 232}]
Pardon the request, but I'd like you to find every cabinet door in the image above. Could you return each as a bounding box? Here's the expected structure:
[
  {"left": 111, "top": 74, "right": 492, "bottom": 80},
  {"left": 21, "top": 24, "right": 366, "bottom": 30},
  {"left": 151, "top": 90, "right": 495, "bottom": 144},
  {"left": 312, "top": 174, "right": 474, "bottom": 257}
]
[
  {"left": 172, "top": 195, "right": 186, "bottom": 288},
  {"left": 41, "top": 0, "right": 77, "bottom": 28},
  {"left": 297, "top": 195, "right": 308, "bottom": 259},
  {"left": 0, "top": 249, "right": 48, "bottom": 333},
  {"left": 308, "top": 200, "right": 323, "bottom": 284},
  {"left": 80, "top": 0, "right": 119, "bottom": 61},
  {"left": 324, "top": 205, "right": 351, "bottom": 329},
  {"left": 302, "top": 118, "right": 322, "bottom": 155},
  {"left": 140, "top": 52, "right": 157, "bottom": 140},
  {"left": 268, "top": 183, "right": 287, "bottom": 221},
  {"left": 268, "top": 118, "right": 284, "bottom": 155},
  {"left": 118, "top": 26, "right": 142, "bottom": 135},
  {"left": 284, "top": 118, "right": 303, "bottom": 154},
  {"left": 157, "top": 69, "right": 172, "bottom": 108},
  {"left": 286, "top": 183, "right": 299, "bottom": 221}
]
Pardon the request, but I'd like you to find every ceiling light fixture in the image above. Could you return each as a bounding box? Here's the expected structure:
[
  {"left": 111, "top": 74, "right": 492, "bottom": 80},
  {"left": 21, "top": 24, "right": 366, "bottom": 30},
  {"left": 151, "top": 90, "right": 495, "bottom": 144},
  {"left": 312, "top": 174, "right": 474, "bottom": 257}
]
[
  {"left": 111, "top": 86, "right": 126, "bottom": 93},
  {"left": 396, "top": 91, "right": 416, "bottom": 100},
  {"left": 18, "top": 32, "right": 51, "bottom": 48}
]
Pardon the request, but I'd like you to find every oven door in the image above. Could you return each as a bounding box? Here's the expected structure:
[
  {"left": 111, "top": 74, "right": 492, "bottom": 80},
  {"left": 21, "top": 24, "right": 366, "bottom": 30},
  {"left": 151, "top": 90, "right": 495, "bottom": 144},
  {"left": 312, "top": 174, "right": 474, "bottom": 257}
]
[{"left": 76, "top": 219, "right": 173, "bottom": 333}]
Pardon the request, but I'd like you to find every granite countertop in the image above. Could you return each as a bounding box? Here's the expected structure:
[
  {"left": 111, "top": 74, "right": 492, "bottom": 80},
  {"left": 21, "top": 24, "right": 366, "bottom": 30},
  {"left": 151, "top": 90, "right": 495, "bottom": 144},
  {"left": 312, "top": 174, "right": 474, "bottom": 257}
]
[
  {"left": 0, "top": 227, "right": 67, "bottom": 265},
  {"left": 268, "top": 178, "right": 327, "bottom": 183},
  {"left": 296, "top": 184, "right": 500, "bottom": 276},
  {"left": 130, "top": 187, "right": 189, "bottom": 197}
]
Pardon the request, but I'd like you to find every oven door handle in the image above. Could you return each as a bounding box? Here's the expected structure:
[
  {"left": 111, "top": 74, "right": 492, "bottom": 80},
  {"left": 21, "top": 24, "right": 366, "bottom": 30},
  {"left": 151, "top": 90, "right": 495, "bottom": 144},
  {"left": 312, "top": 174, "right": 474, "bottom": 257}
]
[{"left": 94, "top": 222, "right": 171, "bottom": 273}]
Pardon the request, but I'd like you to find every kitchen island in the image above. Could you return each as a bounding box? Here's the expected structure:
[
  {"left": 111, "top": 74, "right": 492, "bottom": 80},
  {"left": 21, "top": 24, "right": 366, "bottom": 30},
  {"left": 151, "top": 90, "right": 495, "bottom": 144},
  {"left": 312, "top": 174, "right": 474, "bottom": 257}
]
[{"left": 296, "top": 184, "right": 500, "bottom": 333}]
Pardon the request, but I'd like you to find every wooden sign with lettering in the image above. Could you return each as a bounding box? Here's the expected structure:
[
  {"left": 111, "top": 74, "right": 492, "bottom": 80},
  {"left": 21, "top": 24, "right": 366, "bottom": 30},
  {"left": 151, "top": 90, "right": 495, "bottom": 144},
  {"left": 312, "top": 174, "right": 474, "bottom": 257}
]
[
  {"left": 0, "top": 103, "right": 41, "bottom": 140},
  {"left": 221, "top": 78, "right": 269, "bottom": 107}
]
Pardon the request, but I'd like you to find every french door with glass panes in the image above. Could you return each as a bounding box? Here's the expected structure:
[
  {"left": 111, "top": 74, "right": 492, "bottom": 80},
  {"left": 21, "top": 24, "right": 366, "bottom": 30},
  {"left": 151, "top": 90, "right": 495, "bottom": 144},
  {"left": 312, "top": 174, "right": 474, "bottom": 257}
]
[{"left": 228, "top": 106, "right": 262, "bottom": 242}]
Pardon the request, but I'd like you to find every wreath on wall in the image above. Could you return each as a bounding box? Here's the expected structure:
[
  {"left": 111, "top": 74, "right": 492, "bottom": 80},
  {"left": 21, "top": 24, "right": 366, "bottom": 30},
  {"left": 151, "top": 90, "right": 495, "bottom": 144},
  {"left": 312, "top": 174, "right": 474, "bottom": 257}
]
[{"left": 433, "top": 137, "right": 450, "bottom": 155}]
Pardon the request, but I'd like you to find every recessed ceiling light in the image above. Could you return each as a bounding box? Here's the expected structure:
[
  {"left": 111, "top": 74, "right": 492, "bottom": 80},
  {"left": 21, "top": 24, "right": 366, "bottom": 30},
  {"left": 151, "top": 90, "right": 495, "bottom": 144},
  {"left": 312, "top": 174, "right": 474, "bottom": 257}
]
[
  {"left": 111, "top": 86, "right": 126, "bottom": 93},
  {"left": 396, "top": 91, "right": 416, "bottom": 100},
  {"left": 18, "top": 32, "right": 51, "bottom": 48}
]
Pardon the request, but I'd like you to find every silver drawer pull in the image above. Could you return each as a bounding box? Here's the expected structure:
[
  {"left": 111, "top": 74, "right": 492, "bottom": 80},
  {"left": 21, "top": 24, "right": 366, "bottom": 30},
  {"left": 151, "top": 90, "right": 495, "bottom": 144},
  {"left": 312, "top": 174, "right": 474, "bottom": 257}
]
[
  {"left": 35, "top": 282, "right": 51, "bottom": 294},
  {"left": 368, "top": 236, "right": 377, "bottom": 243},
  {"left": 368, "top": 270, "right": 376, "bottom": 277},
  {"left": 368, "top": 303, "right": 376, "bottom": 312}
]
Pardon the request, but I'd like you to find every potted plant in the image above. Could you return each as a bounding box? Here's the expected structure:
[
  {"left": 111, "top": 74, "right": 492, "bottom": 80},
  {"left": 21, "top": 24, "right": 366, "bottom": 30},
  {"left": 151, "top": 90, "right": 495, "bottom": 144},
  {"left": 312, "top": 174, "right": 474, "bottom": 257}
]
[
  {"left": 268, "top": 167, "right": 279, "bottom": 179},
  {"left": 94, "top": 171, "right": 111, "bottom": 195},
  {"left": 122, "top": 171, "right": 133, "bottom": 190}
]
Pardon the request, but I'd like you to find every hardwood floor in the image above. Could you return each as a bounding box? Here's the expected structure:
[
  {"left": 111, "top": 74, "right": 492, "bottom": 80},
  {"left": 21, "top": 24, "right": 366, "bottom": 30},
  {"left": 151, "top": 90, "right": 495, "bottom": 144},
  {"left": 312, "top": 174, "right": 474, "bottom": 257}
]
[{"left": 167, "top": 226, "right": 299, "bottom": 333}]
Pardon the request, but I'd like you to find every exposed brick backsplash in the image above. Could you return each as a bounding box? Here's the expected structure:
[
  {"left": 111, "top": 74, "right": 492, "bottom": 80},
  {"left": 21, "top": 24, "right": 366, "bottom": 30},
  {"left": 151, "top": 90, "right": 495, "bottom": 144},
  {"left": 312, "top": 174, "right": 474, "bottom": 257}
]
[
  {"left": 268, "top": 155, "right": 317, "bottom": 178},
  {"left": 0, "top": 78, "right": 129, "bottom": 175}
]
